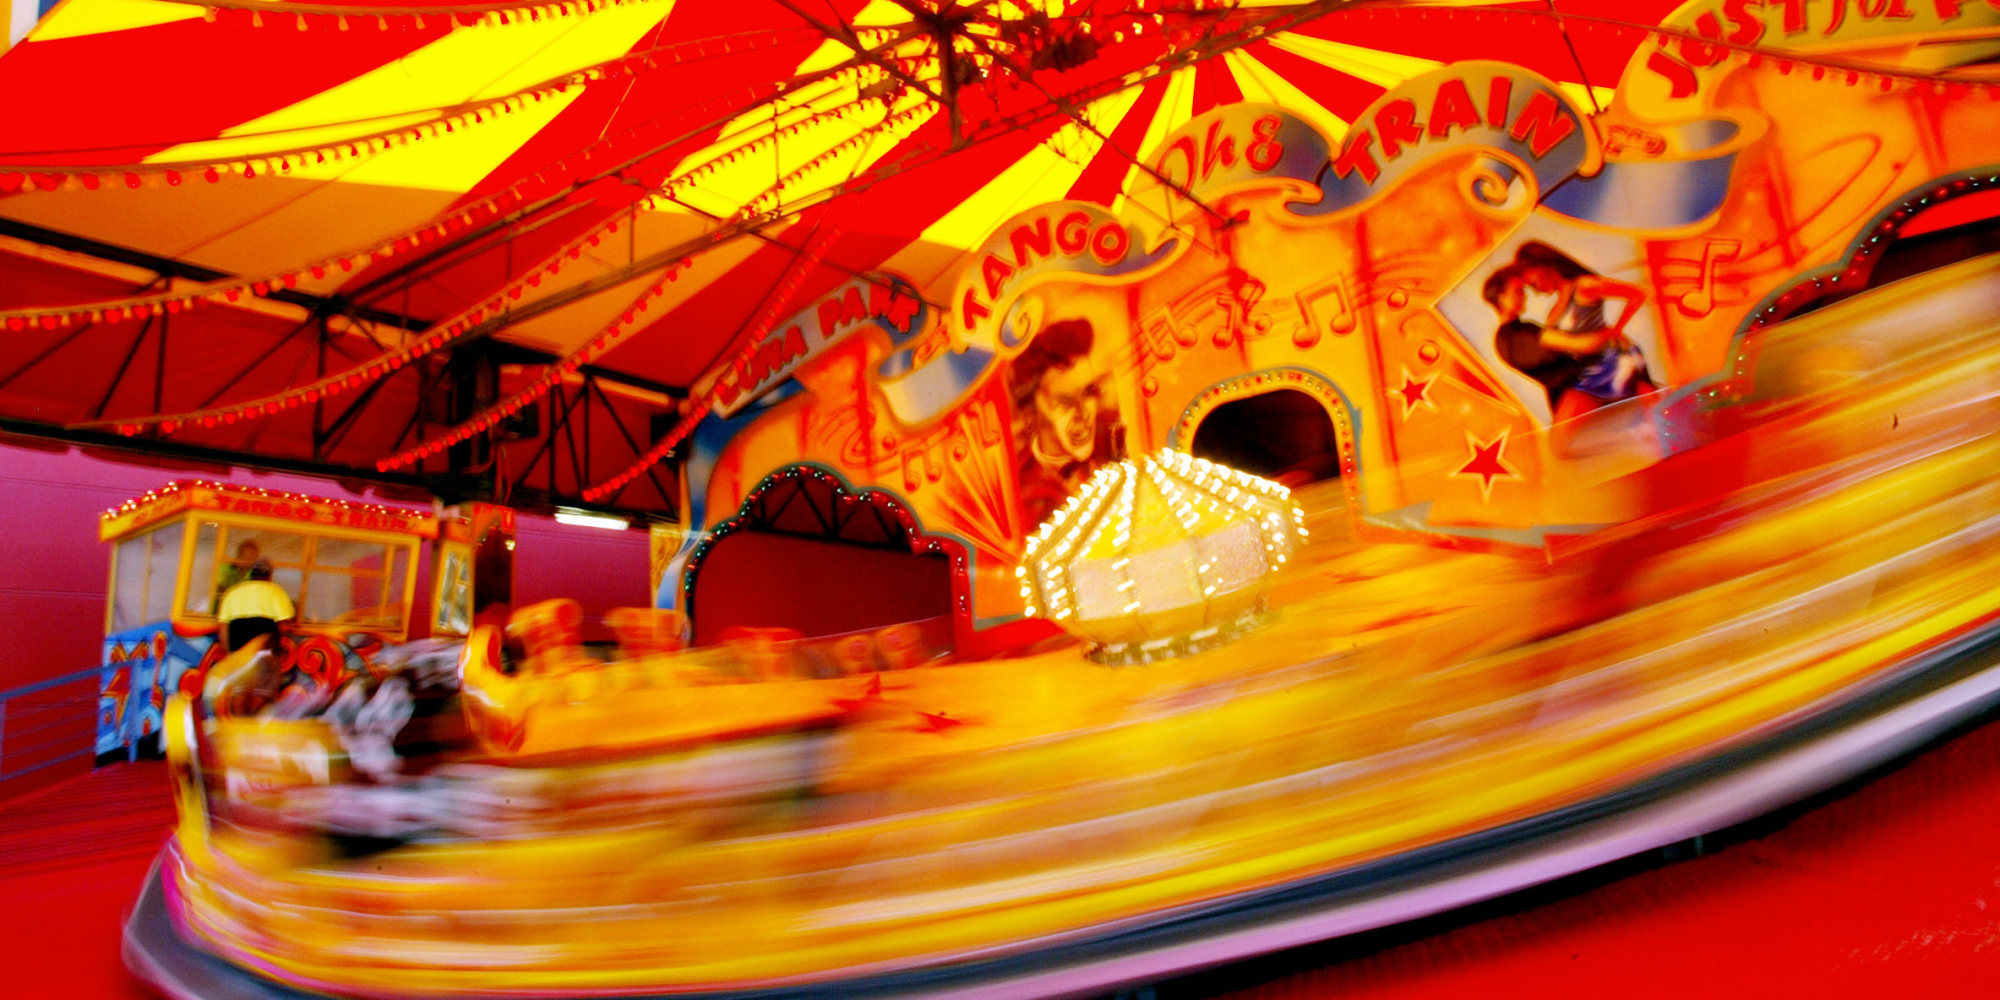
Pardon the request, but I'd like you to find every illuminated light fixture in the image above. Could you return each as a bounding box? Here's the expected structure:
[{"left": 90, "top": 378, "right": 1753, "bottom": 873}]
[
  {"left": 1018, "top": 448, "right": 1309, "bottom": 665},
  {"left": 553, "top": 508, "right": 630, "bottom": 531}
]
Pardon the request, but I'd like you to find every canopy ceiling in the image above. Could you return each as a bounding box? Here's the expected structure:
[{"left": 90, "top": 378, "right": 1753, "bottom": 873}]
[{"left": 0, "top": 0, "right": 1688, "bottom": 515}]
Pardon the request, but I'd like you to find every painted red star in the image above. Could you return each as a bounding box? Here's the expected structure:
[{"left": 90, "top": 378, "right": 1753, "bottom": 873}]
[
  {"left": 1393, "top": 369, "right": 1436, "bottom": 420},
  {"left": 916, "top": 710, "right": 970, "bottom": 734},
  {"left": 831, "top": 673, "right": 885, "bottom": 713},
  {"left": 1453, "top": 430, "right": 1519, "bottom": 501}
]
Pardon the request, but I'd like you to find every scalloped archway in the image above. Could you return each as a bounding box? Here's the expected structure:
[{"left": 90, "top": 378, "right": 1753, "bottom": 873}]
[{"left": 682, "top": 466, "right": 968, "bottom": 648}]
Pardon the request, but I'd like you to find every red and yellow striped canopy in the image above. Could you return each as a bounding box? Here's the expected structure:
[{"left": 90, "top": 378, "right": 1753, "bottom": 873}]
[{"left": 0, "top": 0, "right": 1677, "bottom": 511}]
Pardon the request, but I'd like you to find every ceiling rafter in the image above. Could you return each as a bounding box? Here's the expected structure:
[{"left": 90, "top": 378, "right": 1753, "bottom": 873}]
[
  {"left": 959, "top": 17, "right": 1238, "bottom": 227},
  {"left": 324, "top": 16, "right": 945, "bottom": 330},
  {"left": 1, "top": 0, "right": 1378, "bottom": 518}
]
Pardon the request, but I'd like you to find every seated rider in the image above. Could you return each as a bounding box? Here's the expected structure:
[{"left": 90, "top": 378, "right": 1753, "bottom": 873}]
[{"left": 215, "top": 560, "right": 296, "bottom": 714}]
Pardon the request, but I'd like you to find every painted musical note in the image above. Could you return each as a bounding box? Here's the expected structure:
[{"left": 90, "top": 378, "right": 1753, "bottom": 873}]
[
  {"left": 1297, "top": 273, "right": 1359, "bottom": 349},
  {"left": 972, "top": 398, "right": 1004, "bottom": 447},
  {"left": 1138, "top": 306, "right": 1194, "bottom": 362},
  {"left": 1212, "top": 268, "right": 1269, "bottom": 347},
  {"left": 1675, "top": 238, "right": 1741, "bottom": 318},
  {"left": 901, "top": 445, "right": 928, "bottom": 491}
]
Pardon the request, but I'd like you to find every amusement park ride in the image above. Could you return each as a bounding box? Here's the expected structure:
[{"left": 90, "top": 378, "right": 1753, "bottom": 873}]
[{"left": 0, "top": 0, "right": 1997, "bottom": 997}]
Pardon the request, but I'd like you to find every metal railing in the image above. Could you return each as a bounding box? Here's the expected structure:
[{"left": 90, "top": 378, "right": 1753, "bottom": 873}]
[{"left": 0, "top": 663, "right": 136, "bottom": 789}]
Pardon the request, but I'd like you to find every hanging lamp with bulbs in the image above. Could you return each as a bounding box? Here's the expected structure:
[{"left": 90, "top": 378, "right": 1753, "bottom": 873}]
[{"left": 1018, "top": 448, "right": 1307, "bottom": 665}]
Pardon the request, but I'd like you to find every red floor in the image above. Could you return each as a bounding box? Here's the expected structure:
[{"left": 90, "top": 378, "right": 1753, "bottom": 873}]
[
  {"left": 0, "top": 761, "right": 171, "bottom": 1000},
  {"left": 5, "top": 715, "right": 2000, "bottom": 1000}
]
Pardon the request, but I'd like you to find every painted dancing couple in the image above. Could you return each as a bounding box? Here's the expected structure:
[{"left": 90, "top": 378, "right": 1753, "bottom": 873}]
[{"left": 1482, "top": 241, "right": 1655, "bottom": 422}]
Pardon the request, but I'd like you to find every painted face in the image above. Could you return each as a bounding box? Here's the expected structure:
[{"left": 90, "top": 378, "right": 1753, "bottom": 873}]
[
  {"left": 1521, "top": 265, "right": 1565, "bottom": 293},
  {"left": 1033, "top": 359, "right": 1106, "bottom": 464}
]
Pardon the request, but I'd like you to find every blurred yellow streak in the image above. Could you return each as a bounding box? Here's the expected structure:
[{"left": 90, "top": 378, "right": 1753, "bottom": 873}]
[{"left": 165, "top": 254, "right": 2000, "bottom": 993}]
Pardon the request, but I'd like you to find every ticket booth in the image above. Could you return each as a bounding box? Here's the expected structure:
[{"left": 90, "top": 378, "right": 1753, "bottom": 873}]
[
  {"left": 431, "top": 502, "right": 516, "bottom": 636},
  {"left": 96, "top": 480, "right": 435, "bottom": 757}
]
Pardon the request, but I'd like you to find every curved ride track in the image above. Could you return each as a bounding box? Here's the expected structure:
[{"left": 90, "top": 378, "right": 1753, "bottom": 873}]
[{"left": 127, "top": 256, "right": 2000, "bottom": 998}]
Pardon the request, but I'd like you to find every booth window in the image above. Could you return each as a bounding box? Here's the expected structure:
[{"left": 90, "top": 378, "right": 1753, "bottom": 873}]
[
  {"left": 305, "top": 536, "right": 401, "bottom": 628},
  {"left": 186, "top": 522, "right": 219, "bottom": 614},
  {"left": 434, "top": 546, "right": 473, "bottom": 635},
  {"left": 190, "top": 523, "right": 412, "bottom": 632},
  {"left": 111, "top": 522, "right": 185, "bottom": 632}
]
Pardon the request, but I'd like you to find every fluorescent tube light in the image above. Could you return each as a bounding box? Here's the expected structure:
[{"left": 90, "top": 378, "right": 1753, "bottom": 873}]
[{"left": 553, "top": 509, "right": 630, "bottom": 530}]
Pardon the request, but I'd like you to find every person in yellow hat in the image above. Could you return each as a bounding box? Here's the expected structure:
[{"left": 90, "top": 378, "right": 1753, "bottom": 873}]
[{"left": 218, "top": 559, "right": 294, "bottom": 656}]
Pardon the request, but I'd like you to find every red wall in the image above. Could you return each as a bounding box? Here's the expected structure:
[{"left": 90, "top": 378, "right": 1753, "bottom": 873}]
[
  {"left": 0, "top": 439, "right": 197, "bottom": 692},
  {"left": 512, "top": 513, "right": 653, "bottom": 641},
  {"left": 689, "top": 532, "right": 953, "bottom": 646},
  {"left": 0, "top": 435, "right": 650, "bottom": 791}
]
